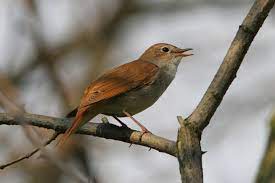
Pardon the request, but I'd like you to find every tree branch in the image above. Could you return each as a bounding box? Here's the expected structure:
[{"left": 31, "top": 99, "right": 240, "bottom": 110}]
[
  {"left": 0, "top": 112, "right": 177, "bottom": 157},
  {"left": 187, "top": 0, "right": 275, "bottom": 131},
  {"left": 176, "top": 0, "right": 274, "bottom": 182},
  {"left": 0, "top": 132, "right": 59, "bottom": 170}
]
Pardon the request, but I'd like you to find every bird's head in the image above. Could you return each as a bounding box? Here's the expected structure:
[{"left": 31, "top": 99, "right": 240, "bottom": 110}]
[{"left": 139, "top": 43, "right": 193, "bottom": 67}]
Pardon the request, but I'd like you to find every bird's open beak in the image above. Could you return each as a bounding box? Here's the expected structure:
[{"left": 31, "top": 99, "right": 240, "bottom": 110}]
[{"left": 174, "top": 48, "right": 193, "bottom": 57}]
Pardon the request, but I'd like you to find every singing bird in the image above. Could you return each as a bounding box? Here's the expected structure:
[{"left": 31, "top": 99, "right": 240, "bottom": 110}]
[{"left": 58, "top": 43, "right": 193, "bottom": 146}]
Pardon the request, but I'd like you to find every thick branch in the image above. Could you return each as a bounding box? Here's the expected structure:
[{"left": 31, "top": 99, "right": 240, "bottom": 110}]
[
  {"left": 187, "top": 0, "right": 275, "bottom": 131},
  {"left": 177, "top": 0, "right": 274, "bottom": 182},
  {"left": 177, "top": 117, "right": 203, "bottom": 183},
  {"left": 0, "top": 113, "right": 177, "bottom": 157}
]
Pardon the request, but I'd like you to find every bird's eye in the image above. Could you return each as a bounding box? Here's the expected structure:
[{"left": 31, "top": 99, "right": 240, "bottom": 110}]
[{"left": 161, "top": 47, "right": 169, "bottom": 52}]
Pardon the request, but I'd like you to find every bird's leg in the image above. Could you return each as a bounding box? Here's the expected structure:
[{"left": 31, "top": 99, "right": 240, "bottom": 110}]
[
  {"left": 112, "top": 115, "right": 133, "bottom": 147},
  {"left": 122, "top": 110, "right": 151, "bottom": 134},
  {"left": 112, "top": 115, "right": 129, "bottom": 128}
]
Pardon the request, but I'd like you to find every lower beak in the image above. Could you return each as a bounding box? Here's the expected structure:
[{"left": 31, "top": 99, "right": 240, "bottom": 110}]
[{"left": 174, "top": 48, "right": 193, "bottom": 57}]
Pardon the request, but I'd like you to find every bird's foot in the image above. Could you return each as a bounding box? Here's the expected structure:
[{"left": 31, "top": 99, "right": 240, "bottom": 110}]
[{"left": 122, "top": 110, "right": 151, "bottom": 134}]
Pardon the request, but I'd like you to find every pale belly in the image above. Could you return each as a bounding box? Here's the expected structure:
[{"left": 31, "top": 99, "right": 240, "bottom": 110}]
[{"left": 102, "top": 70, "right": 175, "bottom": 117}]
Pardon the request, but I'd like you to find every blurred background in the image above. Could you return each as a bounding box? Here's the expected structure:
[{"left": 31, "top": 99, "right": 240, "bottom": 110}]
[{"left": 0, "top": 0, "right": 274, "bottom": 182}]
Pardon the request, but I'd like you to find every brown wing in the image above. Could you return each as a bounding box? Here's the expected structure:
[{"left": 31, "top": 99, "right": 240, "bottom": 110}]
[{"left": 79, "top": 60, "right": 159, "bottom": 109}]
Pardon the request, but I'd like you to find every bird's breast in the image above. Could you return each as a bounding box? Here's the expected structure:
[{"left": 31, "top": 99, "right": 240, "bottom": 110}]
[{"left": 102, "top": 67, "right": 177, "bottom": 117}]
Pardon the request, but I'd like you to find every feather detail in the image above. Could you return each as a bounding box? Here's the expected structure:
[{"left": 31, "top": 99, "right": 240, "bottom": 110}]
[{"left": 57, "top": 108, "right": 90, "bottom": 147}]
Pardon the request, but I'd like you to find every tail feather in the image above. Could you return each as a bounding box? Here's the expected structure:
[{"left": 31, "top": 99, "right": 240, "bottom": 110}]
[{"left": 57, "top": 111, "right": 85, "bottom": 147}]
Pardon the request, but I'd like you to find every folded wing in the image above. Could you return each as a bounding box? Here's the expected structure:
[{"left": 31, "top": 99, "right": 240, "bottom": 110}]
[{"left": 79, "top": 60, "right": 159, "bottom": 109}]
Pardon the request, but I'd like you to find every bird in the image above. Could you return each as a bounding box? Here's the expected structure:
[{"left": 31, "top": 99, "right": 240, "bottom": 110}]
[{"left": 58, "top": 43, "right": 193, "bottom": 146}]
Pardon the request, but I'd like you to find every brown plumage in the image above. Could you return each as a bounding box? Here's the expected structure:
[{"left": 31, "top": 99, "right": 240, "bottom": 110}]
[
  {"left": 79, "top": 60, "right": 159, "bottom": 108},
  {"left": 58, "top": 43, "right": 193, "bottom": 146},
  {"left": 58, "top": 61, "right": 159, "bottom": 146}
]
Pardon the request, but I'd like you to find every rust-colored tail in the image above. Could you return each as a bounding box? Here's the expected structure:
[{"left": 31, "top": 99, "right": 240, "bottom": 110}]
[{"left": 57, "top": 110, "right": 86, "bottom": 147}]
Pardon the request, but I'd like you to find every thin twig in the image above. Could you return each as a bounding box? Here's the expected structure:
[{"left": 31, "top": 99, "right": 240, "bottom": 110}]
[
  {"left": 0, "top": 132, "right": 59, "bottom": 170},
  {"left": 0, "top": 87, "right": 87, "bottom": 182}
]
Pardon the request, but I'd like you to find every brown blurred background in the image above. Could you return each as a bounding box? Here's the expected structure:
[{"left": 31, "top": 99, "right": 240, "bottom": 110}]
[{"left": 0, "top": 0, "right": 274, "bottom": 182}]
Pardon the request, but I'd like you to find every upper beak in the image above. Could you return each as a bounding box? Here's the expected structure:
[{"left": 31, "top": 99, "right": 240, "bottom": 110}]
[{"left": 173, "top": 48, "right": 193, "bottom": 57}]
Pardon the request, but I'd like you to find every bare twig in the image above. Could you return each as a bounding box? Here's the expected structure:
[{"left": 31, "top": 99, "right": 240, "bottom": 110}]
[
  {"left": 176, "top": 0, "right": 275, "bottom": 182},
  {"left": 0, "top": 132, "right": 59, "bottom": 170},
  {"left": 0, "top": 112, "right": 177, "bottom": 157},
  {"left": 0, "top": 82, "right": 87, "bottom": 182}
]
